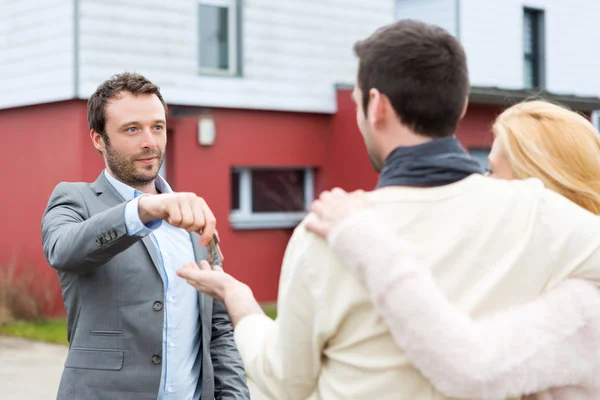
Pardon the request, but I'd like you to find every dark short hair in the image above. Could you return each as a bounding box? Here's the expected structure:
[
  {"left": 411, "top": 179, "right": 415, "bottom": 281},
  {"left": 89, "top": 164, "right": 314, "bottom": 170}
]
[
  {"left": 87, "top": 72, "right": 168, "bottom": 141},
  {"left": 353, "top": 19, "right": 469, "bottom": 138}
]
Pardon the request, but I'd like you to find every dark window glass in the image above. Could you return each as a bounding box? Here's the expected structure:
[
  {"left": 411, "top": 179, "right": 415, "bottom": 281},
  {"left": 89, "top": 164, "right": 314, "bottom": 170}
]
[
  {"left": 523, "top": 8, "right": 544, "bottom": 88},
  {"left": 231, "top": 169, "right": 240, "bottom": 210},
  {"left": 251, "top": 170, "right": 306, "bottom": 213}
]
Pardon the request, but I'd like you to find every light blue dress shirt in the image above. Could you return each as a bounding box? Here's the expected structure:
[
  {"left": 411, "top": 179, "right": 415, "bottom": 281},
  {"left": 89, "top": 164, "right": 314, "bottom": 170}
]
[{"left": 104, "top": 170, "right": 202, "bottom": 400}]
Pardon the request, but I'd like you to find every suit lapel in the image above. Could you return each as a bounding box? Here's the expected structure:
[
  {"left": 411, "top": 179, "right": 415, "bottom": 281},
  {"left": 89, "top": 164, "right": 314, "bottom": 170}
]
[
  {"left": 91, "top": 172, "right": 163, "bottom": 277},
  {"left": 141, "top": 236, "right": 162, "bottom": 276},
  {"left": 190, "top": 232, "right": 212, "bottom": 324}
]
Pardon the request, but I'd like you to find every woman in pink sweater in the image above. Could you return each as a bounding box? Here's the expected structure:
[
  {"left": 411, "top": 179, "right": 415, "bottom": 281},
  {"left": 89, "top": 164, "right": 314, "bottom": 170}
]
[{"left": 306, "top": 100, "right": 600, "bottom": 399}]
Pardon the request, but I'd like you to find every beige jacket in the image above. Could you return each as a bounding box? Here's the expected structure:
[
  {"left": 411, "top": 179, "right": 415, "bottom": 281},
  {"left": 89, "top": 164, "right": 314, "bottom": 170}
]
[
  {"left": 234, "top": 175, "right": 600, "bottom": 400},
  {"left": 327, "top": 208, "right": 600, "bottom": 399}
]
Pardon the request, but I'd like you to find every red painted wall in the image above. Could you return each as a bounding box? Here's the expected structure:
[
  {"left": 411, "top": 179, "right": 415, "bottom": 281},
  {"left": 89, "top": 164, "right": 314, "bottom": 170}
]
[
  {"left": 0, "top": 101, "right": 331, "bottom": 314},
  {"left": 0, "top": 100, "right": 89, "bottom": 316},
  {"left": 457, "top": 104, "right": 499, "bottom": 149},
  {"left": 169, "top": 108, "right": 330, "bottom": 302},
  {"left": 0, "top": 95, "right": 507, "bottom": 315}
]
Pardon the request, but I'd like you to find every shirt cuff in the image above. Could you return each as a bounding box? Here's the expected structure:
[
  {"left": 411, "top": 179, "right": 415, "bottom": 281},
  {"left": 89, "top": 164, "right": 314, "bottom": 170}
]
[
  {"left": 234, "top": 314, "right": 275, "bottom": 371},
  {"left": 125, "top": 196, "right": 162, "bottom": 236}
]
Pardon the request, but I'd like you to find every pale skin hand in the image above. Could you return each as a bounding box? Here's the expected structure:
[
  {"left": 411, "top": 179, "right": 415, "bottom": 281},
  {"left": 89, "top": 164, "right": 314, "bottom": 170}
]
[
  {"left": 176, "top": 261, "right": 265, "bottom": 327},
  {"left": 305, "top": 188, "right": 372, "bottom": 238},
  {"left": 138, "top": 192, "right": 216, "bottom": 246}
]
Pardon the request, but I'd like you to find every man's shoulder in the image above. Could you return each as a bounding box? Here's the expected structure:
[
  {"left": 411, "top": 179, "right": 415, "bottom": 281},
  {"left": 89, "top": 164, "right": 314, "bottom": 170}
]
[
  {"left": 289, "top": 214, "right": 325, "bottom": 252},
  {"left": 365, "top": 175, "right": 548, "bottom": 203},
  {"left": 284, "top": 214, "right": 338, "bottom": 268},
  {"left": 464, "top": 176, "right": 597, "bottom": 225},
  {"left": 465, "top": 175, "right": 547, "bottom": 197},
  {"left": 45, "top": 181, "right": 97, "bottom": 212},
  {"left": 277, "top": 215, "right": 350, "bottom": 303},
  {"left": 53, "top": 180, "right": 92, "bottom": 190},
  {"left": 50, "top": 181, "right": 93, "bottom": 196}
]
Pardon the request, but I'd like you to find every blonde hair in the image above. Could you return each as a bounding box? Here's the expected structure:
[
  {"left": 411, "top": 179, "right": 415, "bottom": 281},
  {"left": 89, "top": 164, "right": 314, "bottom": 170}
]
[{"left": 493, "top": 100, "right": 600, "bottom": 214}]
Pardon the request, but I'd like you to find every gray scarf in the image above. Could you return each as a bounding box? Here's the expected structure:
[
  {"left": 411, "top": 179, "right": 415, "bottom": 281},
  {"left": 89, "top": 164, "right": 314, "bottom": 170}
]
[{"left": 377, "top": 137, "right": 483, "bottom": 188}]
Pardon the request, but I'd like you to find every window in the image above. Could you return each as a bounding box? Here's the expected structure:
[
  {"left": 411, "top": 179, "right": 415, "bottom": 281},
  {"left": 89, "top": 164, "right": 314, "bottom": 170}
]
[
  {"left": 230, "top": 168, "right": 315, "bottom": 230},
  {"left": 469, "top": 148, "right": 490, "bottom": 171},
  {"left": 593, "top": 111, "right": 600, "bottom": 131},
  {"left": 523, "top": 8, "right": 545, "bottom": 89},
  {"left": 198, "top": 0, "right": 239, "bottom": 75}
]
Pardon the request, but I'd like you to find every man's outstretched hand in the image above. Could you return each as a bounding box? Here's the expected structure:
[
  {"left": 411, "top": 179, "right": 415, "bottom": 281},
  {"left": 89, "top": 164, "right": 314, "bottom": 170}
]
[{"left": 177, "top": 261, "right": 265, "bottom": 327}]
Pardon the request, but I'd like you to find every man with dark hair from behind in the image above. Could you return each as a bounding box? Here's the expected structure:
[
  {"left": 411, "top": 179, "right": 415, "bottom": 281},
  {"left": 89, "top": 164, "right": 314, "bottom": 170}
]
[{"left": 179, "top": 19, "right": 600, "bottom": 400}]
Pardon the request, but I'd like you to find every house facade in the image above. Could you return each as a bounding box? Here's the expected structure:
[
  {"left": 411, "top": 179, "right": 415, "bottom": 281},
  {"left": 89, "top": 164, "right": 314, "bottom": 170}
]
[{"left": 1, "top": 0, "right": 599, "bottom": 315}]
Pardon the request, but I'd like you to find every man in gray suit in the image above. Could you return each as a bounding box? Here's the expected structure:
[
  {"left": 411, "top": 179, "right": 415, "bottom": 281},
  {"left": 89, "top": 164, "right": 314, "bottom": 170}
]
[{"left": 41, "top": 72, "right": 250, "bottom": 400}]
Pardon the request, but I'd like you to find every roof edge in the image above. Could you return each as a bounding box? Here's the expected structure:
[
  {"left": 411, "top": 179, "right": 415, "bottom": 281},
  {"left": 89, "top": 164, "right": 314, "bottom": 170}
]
[{"left": 334, "top": 83, "right": 600, "bottom": 112}]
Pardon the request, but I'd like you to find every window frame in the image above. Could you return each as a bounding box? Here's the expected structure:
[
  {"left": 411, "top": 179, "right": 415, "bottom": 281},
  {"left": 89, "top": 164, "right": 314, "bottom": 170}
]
[
  {"left": 593, "top": 111, "right": 600, "bottom": 131},
  {"left": 229, "top": 167, "right": 315, "bottom": 230},
  {"left": 198, "top": 0, "right": 239, "bottom": 76},
  {"left": 523, "top": 7, "right": 545, "bottom": 89}
]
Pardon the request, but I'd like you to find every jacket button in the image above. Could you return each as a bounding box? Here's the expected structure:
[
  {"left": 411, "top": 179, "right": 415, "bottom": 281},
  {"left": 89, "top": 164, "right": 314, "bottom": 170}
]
[
  {"left": 152, "top": 355, "right": 161, "bottom": 365},
  {"left": 110, "top": 231, "right": 117, "bottom": 239},
  {"left": 152, "top": 301, "right": 163, "bottom": 311}
]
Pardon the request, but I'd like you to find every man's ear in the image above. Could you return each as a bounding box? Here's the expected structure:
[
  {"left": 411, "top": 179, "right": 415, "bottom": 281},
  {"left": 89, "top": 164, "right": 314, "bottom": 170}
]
[
  {"left": 367, "top": 88, "right": 386, "bottom": 127},
  {"left": 90, "top": 129, "right": 105, "bottom": 153},
  {"left": 460, "top": 96, "right": 469, "bottom": 120}
]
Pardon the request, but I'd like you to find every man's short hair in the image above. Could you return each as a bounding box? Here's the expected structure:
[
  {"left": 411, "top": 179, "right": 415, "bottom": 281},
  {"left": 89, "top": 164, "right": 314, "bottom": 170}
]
[
  {"left": 87, "top": 72, "right": 168, "bottom": 141},
  {"left": 354, "top": 19, "right": 470, "bottom": 138}
]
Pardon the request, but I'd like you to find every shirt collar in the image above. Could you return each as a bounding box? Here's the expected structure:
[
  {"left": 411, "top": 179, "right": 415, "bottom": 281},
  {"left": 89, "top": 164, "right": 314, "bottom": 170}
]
[{"left": 103, "top": 169, "right": 172, "bottom": 201}]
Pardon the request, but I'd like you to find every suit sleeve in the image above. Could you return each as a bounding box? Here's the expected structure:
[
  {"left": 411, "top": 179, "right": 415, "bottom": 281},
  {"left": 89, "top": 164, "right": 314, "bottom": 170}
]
[
  {"left": 209, "top": 246, "right": 251, "bottom": 400},
  {"left": 41, "top": 182, "right": 148, "bottom": 274}
]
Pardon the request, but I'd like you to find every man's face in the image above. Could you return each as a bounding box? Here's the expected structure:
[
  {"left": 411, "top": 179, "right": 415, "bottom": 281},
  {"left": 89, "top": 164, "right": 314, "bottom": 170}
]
[
  {"left": 92, "top": 92, "right": 167, "bottom": 187},
  {"left": 352, "top": 83, "right": 384, "bottom": 172}
]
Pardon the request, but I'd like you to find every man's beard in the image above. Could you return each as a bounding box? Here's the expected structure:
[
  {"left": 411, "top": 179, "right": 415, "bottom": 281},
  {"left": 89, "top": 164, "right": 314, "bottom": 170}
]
[{"left": 105, "top": 143, "right": 163, "bottom": 188}]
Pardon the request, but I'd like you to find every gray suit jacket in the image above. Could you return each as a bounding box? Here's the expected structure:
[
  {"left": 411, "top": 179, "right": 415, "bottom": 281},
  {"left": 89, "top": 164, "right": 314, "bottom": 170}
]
[{"left": 41, "top": 173, "right": 250, "bottom": 400}]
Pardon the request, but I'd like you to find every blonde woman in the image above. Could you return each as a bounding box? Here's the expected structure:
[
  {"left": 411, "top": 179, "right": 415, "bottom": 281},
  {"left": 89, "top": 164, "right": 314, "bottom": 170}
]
[{"left": 306, "top": 101, "right": 600, "bottom": 399}]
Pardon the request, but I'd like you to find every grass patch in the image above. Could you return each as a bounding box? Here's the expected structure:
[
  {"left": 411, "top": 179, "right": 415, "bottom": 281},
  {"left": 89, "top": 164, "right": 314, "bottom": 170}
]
[
  {"left": 0, "top": 303, "right": 278, "bottom": 347},
  {"left": 0, "top": 319, "right": 68, "bottom": 346},
  {"left": 261, "top": 303, "right": 277, "bottom": 320}
]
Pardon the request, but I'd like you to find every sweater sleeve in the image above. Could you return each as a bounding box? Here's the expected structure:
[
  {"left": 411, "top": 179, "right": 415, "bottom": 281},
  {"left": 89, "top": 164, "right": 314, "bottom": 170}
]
[{"left": 327, "top": 208, "right": 600, "bottom": 399}]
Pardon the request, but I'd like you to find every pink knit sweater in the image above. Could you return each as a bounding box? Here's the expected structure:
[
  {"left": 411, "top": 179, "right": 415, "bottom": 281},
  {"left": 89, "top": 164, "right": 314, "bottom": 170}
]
[{"left": 326, "top": 209, "right": 600, "bottom": 400}]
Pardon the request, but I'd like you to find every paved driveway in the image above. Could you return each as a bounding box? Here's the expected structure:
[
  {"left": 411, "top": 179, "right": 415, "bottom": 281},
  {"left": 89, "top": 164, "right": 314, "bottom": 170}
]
[{"left": 0, "top": 336, "right": 268, "bottom": 399}]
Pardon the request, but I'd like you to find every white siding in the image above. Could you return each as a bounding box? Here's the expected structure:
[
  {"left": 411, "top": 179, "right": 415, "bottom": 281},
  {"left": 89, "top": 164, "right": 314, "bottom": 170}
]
[
  {"left": 0, "top": 0, "right": 74, "bottom": 109},
  {"left": 460, "top": 0, "right": 600, "bottom": 96},
  {"left": 77, "top": 0, "right": 395, "bottom": 114},
  {"left": 4, "top": 0, "right": 598, "bottom": 112},
  {"left": 396, "top": 0, "right": 458, "bottom": 36}
]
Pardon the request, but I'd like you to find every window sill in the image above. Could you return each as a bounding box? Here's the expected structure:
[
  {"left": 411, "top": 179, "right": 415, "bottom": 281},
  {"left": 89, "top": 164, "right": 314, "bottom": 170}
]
[
  {"left": 229, "top": 212, "right": 307, "bottom": 230},
  {"left": 198, "top": 67, "right": 240, "bottom": 77}
]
